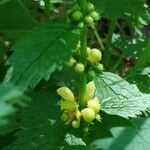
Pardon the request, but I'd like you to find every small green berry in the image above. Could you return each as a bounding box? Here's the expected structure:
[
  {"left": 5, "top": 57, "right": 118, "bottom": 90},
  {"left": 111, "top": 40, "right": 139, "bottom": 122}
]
[
  {"left": 75, "top": 63, "right": 85, "bottom": 73},
  {"left": 72, "top": 11, "right": 83, "bottom": 22}
]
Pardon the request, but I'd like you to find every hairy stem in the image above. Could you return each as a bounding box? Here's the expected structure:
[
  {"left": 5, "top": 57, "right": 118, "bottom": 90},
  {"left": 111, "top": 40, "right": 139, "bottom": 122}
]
[
  {"left": 44, "top": 0, "right": 51, "bottom": 22},
  {"left": 79, "top": 0, "right": 87, "bottom": 108},
  {"left": 104, "top": 19, "right": 116, "bottom": 66}
]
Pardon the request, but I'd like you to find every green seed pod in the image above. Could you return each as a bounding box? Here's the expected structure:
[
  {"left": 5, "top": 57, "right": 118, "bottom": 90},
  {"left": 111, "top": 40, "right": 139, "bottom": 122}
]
[
  {"left": 72, "top": 120, "right": 80, "bottom": 129},
  {"left": 72, "top": 11, "right": 83, "bottom": 22},
  {"left": 86, "top": 2, "right": 95, "bottom": 13},
  {"left": 85, "top": 15, "right": 94, "bottom": 25},
  {"left": 75, "top": 63, "right": 85, "bottom": 73},
  {"left": 90, "top": 11, "right": 99, "bottom": 21},
  {"left": 81, "top": 108, "right": 95, "bottom": 123}
]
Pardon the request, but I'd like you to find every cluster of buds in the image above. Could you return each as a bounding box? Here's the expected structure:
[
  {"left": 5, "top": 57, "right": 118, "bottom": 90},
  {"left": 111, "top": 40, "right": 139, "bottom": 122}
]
[
  {"left": 57, "top": 81, "right": 101, "bottom": 129},
  {"left": 66, "top": 42, "right": 103, "bottom": 78},
  {"left": 67, "top": 2, "right": 100, "bottom": 28}
]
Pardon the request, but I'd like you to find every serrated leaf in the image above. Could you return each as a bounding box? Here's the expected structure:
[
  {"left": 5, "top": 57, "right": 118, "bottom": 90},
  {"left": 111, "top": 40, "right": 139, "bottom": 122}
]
[
  {"left": 0, "top": 0, "right": 36, "bottom": 30},
  {"left": 65, "top": 134, "right": 86, "bottom": 146},
  {"left": 7, "top": 23, "right": 79, "bottom": 89},
  {"left": 91, "top": 0, "right": 146, "bottom": 21},
  {"left": 91, "top": 118, "right": 150, "bottom": 150},
  {"left": 95, "top": 72, "right": 150, "bottom": 118},
  {"left": 0, "top": 0, "right": 10, "bottom": 5},
  {"left": 0, "top": 84, "right": 28, "bottom": 129},
  {"left": 112, "top": 34, "right": 147, "bottom": 58},
  {"left": 4, "top": 90, "right": 86, "bottom": 150}
]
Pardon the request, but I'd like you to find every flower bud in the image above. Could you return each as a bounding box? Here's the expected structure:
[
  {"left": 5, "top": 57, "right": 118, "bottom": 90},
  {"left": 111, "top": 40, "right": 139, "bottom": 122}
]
[
  {"left": 57, "top": 87, "right": 74, "bottom": 101},
  {"left": 87, "top": 47, "right": 91, "bottom": 54},
  {"left": 75, "top": 110, "right": 81, "bottom": 119},
  {"left": 95, "top": 64, "right": 104, "bottom": 71},
  {"left": 87, "top": 97, "right": 100, "bottom": 113},
  {"left": 90, "top": 11, "right": 99, "bottom": 21},
  {"left": 72, "top": 120, "right": 80, "bottom": 129},
  {"left": 87, "top": 48, "right": 102, "bottom": 64},
  {"left": 84, "top": 81, "right": 96, "bottom": 101},
  {"left": 72, "top": 4, "right": 81, "bottom": 11},
  {"left": 61, "top": 112, "right": 69, "bottom": 122},
  {"left": 60, "top": 100, "right": 79, "bottom": 110},
  {"left": 72, "top": 11, "right": 83, "bottom": 22},
  {"left": 75, "top": 63, "right": 85, "bottom": 73},
  {"left": 88, "top": 70, "right": 96, "bottom": 79},
  {"left": 85, "top": 16, "right": 94, "bottom": 25},
  {"left": 86, "top": 2, "right": 95, "bottom": 12},
  {"left": 66, "top": 57, "right": 77, "bottom": 67},
  {"left": 77, "top": 22, "right": 84, "bottom": 29},
  {"left": 81, "top": 108, "right": 95, "bottom": 123}
]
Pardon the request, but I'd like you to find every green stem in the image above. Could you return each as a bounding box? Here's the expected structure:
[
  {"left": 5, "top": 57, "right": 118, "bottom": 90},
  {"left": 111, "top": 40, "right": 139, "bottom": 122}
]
[
  {"left": 104, "top": 19, "right": 116, "bottom": 66},
  {"left": 92, "top": 25, "right": 105, "bottom": 50},
  {"left": 113, "top": 54, "right": 124, "bottom": 71},
  {"left": 44, "top": 0, "right": 51, "bottom": 22},
  {"left": 79, "top": 0, "right": 87, "bottom": 108}
]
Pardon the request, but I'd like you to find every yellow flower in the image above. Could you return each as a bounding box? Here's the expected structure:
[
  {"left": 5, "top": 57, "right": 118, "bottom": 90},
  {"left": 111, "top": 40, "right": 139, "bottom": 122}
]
[
  {"left": 84, "top": 81, "right": 96, "bottom": 101},
  {"left": 60, "top": 100, "right": 79, "bottom": 110},
  {"left": 57, "top": 87, "right": 75, "bottom": 101},
  {"left": 87, "top": 97, "right": 100, "bottom": 113},
  {"left": 87, "top": 48, "right": 102, "bottom": 64},
  {"left": 75, "top": 109, "right": 81, "bottom": 120},
  {"left": 81, "top": 108, "right": 95, "bottom": 123}
]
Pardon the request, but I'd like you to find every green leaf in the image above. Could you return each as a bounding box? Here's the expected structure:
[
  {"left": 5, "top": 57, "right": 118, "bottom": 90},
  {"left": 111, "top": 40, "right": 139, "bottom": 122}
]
[
  {"left": 6, "top": 23, "right": 79, "bottom": 89},
  {"left": 0, "top": 0, "right": 10, "bottom": 5},
  {"left": 112, "top": 34, "right": 147, "bottom": 58},
  {"left": 65, "top": 134, "right": 86, "bottom": 146},
  {"left": 0, "top": 84, "right": 29, "bottom": 128},
  {"left": 95, "top": 72, "right": 150, "bottom": 118},
  {"left": 4, "top": 90, "right": 86, "bottom": 150},
  {"left": 91, "top": 0, "right": 146, "bottom": 21},
  {"left": 91, "top": 118, "right": 150, "bottom": 150},
  {"left": 0, "top": 0, "right": 36, "bottom": 30}
]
